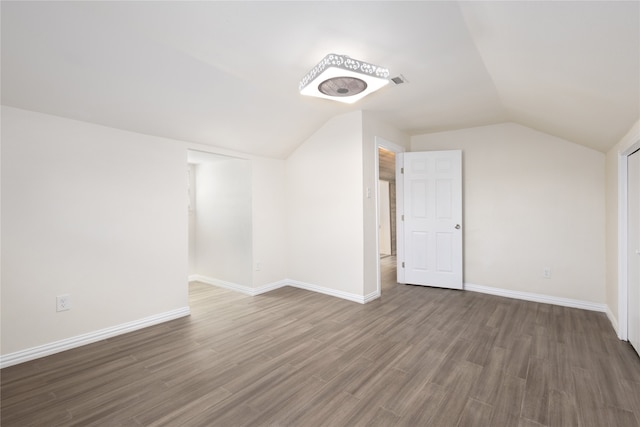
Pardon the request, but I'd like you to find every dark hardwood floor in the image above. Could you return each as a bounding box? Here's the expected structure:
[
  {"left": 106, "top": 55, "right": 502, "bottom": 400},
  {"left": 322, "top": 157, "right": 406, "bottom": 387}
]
[{"left": 2, "top": 259, "right": 640, "bottom": 426}]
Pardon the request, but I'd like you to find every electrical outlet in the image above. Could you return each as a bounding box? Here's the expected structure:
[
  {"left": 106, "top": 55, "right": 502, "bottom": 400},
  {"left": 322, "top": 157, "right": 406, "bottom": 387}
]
[
  {"left": 56, "top": 294, "right": 71, "bottom": 312},
  {"left": 543, "top": 267, "right": 552, "bottom": 279},
  {"left": 256, "top": 262, "right": 261, "bottom": 271}
]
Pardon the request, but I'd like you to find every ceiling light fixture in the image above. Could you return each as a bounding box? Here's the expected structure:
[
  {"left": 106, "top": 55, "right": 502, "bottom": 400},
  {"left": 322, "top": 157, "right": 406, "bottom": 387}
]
[{"left": 299, "top": 53, "right": 390, "bottom": 104}]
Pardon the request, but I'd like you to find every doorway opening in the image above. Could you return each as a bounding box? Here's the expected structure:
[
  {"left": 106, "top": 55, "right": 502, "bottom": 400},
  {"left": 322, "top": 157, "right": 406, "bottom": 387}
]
[
  {"left": 187, "top": 150, "right": 253, "bottom": 289},
  {"left": 375, "top": 138, "right": 405, "bottom": 296}
]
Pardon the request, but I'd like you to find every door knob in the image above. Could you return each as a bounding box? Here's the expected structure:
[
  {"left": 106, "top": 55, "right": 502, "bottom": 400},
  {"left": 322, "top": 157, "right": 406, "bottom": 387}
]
[{"left": 455, "top": 224, "right": 461, "bottom": 229}]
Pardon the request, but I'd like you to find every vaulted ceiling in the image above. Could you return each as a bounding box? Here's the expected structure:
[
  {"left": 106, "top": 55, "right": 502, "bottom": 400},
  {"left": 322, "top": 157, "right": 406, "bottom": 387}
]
[{"left": 2, "top": 1, "right": 638, "bottom": 158}]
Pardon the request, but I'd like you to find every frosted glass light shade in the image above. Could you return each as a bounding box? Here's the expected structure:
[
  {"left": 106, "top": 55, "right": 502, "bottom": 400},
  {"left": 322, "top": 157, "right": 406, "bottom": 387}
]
[{"left": 299, "top": 53, "right": 390, "bottom": 104}]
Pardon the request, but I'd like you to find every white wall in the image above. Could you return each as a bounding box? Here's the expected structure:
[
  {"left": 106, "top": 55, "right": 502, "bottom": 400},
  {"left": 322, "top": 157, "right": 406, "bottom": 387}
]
[
  {"left": 1, "top": 106, "right": 189, "bottom": 355},
  {"left": 193, "top": 158, "right": 252, "bottom": 286},
  {"left": 0, "top": 107, "right": 287, "bottom": 362},
  {"left": 0, "top": 104, "right": 617, "bottom": 363},
  {"left": 252, "top": 158, "right": 286, "bottom": 286},
  {"left": 605, "top": 119, "right": 640, "bottom": 329},
  {"left": 286, "top": 111, "right": 365, "bottom": 296},
  {"left": 411, "top": 123, "right": 606, "bottom": 304}
]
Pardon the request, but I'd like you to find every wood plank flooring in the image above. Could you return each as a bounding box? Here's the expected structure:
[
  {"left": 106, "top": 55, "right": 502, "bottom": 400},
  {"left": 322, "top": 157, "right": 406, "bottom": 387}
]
[{"left": 2, "top": 259, "right": 640, "bottom": 426}]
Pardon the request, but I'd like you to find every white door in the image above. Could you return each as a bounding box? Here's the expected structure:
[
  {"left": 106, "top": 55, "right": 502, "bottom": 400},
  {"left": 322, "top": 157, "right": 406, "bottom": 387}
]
[
  {"left": 397, "top": 150, "right": 463, "bottom": 289},
  {"left": 628, "top": 149, "right": 640, "bottom": 355}
]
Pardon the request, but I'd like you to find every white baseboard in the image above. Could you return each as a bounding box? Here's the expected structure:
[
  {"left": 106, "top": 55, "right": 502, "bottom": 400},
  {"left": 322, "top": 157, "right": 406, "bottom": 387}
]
[
  {"left": 190, "top": 275, "right": 255, "bottom": 295},
  {"left": 190, "top": 275, "right": 370, "bottom": 304},
  {"left": 190, "top": 275, "right": 287, "bottom": 296},
  {"left": 0, "top": 306, "right": 190, "bottom": 369},
  {"left": 285, "top": 279, "right": 369, "bottom": 304},
  {"left": 364, "top": 291, "right": 381, "bottom": 303},
  {"left": 189, "top": 274, "right": 380, "bottom": 304},
  {"left": 606, "top": 305, "right": 620, "bottom": 337},
  {"left": 464, "top": 283, "right": 606, "bottom": 312},
  {"left": 192, "top": 276, "right": 611, "bottom": 316},
  {"left": 255, "top": 280, "right": 290, "bottom": 295}
]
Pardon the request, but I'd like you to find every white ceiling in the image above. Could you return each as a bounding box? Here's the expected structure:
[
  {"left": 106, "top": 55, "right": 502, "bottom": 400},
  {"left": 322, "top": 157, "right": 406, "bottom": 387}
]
[{"left": 2, "top": 1, "right": 638, "bottom": 158}]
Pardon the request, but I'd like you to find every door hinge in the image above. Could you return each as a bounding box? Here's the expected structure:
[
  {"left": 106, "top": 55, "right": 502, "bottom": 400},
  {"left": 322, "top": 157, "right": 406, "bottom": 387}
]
[
  {"left": 401, "top": 167, "right": 404, "bottom": 174},
  {"left": 401, "top": 214, "right": 404, "bottom": 221},
  {"left": 402, "top": 262, "right": 405, "bottom": 268}
]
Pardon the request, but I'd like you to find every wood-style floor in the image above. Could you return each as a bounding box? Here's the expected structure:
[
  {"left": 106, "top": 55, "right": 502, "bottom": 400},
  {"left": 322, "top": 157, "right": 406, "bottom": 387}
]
[{"left": 2, "top": 258, "right": 640, "bottom": 426}]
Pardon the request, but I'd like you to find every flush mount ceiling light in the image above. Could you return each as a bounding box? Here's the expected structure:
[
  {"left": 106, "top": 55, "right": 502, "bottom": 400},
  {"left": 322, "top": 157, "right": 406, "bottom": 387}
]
[{"left": 299, "top": 53, "right": 390, "bottom": 104}]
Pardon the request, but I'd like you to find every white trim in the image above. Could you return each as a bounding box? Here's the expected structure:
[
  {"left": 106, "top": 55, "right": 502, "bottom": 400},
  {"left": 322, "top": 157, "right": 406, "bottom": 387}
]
[
  {"left": 618, "top": 139, "right": 640, "bottom": 340},
  {"left": 286, "top": 279, "right": 369, "bottom": 304},
  {"left": 254, "top": 280, "right": 289, "bottom": 295},
  {"left": 619, "top": 151, "right": 629, "bottom": 339},
  {"left": 464, "top": 283, "right": 606, "bottom": 312},
  {"left": 377, "top": 138, "right": 406, "bottom": 153},
  {"left": 189, "top": 275, "right": 287, "bottom": 296},
  {"left": 191, "top": 275, "right": 376, "bottom": 304},
  {"left": 364, "top": 291, "right": 381, "bottom": 303},
  {"left": 375, "top": 143, "right": 382, "bottom": 296},
  {"left": 0, "top": 307, "right": 191, "bottom": 369},
  {"left": 396, "top": 151, "right": 405, "bottom": 284},
  {"left": 607, "top": 305, "right": 619, "bottom": 335}
]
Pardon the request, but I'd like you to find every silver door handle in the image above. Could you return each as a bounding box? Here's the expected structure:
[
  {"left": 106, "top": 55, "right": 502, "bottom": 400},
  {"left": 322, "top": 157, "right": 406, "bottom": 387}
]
[{"left": 455, "top": 224, "right": 461, "bottom": 229}]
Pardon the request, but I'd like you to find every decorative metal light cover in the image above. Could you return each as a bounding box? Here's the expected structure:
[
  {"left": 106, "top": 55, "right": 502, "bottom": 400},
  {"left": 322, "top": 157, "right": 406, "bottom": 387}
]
[{"left": 299, "top": 53, "right": 390, "bottom": 104}]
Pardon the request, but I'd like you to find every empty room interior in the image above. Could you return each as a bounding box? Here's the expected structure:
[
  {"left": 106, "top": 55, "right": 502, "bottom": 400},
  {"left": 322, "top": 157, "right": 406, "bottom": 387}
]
[{"left": 1, "top": 1, "right": 640, "bottom": 426}]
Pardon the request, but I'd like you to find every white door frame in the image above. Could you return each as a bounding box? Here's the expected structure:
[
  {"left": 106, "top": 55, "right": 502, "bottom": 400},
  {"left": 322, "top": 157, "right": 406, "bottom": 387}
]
[
  {"left": 375, "top": 137, "right": 405, "bottom": 296},
  {"left": 618, "top": 138, "right": 640, "bottom": 340}
]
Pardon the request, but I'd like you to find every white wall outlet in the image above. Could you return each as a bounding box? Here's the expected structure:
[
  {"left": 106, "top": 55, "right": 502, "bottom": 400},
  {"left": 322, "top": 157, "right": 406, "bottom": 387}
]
[
  {"left": 255, "top": 262, "right": 261, "bottom": 271},
  {"left": 56, "top": 294, "right": 72, "bottom": 312},
  {"left": 543, "top": 267, "right": 552, "bottom": 279}
]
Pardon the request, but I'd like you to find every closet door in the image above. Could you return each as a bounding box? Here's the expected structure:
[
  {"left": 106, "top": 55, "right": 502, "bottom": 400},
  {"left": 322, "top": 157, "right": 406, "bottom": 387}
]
[{"left": 628, "top": 149, "right": 640, "bottom": 355}]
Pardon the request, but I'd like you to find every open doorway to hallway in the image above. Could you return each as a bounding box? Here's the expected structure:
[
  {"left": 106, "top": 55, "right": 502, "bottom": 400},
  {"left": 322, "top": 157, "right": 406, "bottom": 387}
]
[
  {"left": 376, "top": 140, "right": 404, "bottom": 295},
  {"left": 380, "top": 252, "right": 399, "bottom": 293}
]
